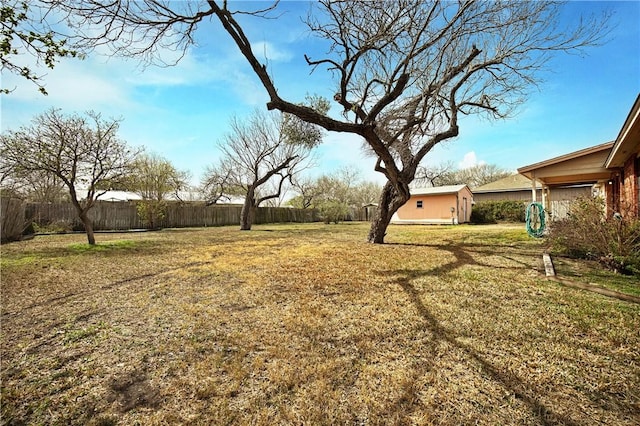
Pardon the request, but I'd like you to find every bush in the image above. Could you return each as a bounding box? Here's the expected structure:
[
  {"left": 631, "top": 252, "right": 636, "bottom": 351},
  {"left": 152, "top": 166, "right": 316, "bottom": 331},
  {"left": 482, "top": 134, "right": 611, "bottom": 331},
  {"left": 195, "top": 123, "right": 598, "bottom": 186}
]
[
  {"left": 33, "top": 219, "right": 73, "bottom": 234},
  {"left": 318, "top": 200, "right": 349, "bottom": 224},
  {"left": 135, "top": 200, "right": 166, "bottom": 229},
  {"left": 546, "top": 196, "right": 640, "bottom": 275},
  {"left": 471, "top": 200, "right": 526, "bottom": 224}
]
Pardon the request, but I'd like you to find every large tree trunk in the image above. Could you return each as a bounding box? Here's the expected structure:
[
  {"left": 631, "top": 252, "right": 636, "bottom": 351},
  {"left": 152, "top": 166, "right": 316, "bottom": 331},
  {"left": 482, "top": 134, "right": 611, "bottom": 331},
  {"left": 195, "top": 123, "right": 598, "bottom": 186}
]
[
  {"left": 79, "top": 211, "right": 96, "bottom": 245},
  {"left": 240, "top": 187, "right": 256, "bottom": 231},
  {"left": 367, "top": 181, "right": 411, "bottom": 244}
]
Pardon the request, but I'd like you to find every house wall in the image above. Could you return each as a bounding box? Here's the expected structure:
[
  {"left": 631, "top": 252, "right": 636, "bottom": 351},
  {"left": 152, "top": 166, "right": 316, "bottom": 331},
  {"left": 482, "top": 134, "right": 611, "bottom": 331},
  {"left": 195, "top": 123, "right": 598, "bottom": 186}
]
[
  {"left": 606, "top": 153, "right": 640, "bottom": 218},
  {"left": 621, "top": 154, "right": 639, "bottom": 217},
  {"left": 396, "top": 194, "right": 457, "bottom": 223},
  {"left": 393, "top": 187, "right": 473, "bottom": 224}
]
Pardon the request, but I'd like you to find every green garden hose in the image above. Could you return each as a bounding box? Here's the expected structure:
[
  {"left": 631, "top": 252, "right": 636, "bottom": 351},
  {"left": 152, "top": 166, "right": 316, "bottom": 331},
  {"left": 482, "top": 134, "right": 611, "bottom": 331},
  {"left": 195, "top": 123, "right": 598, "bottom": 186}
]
[{"left": 526, "top": 202, "right": 546, "bottom": 238}]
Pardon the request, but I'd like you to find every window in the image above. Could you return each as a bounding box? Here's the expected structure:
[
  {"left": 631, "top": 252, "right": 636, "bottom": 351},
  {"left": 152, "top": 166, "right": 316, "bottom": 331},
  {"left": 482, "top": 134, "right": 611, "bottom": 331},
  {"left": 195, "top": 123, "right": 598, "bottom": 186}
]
[{"left": 416, "top": 200, "right": 423, "bottom": 209}]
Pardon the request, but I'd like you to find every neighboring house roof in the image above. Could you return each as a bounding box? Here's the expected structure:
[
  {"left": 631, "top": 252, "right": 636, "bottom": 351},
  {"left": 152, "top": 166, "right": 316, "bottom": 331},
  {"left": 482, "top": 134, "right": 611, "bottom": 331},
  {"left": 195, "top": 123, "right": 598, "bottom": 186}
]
[
  {"left": 411, "top": 184, "right": 470, "bottom": 196},
  {"left": 84, "top": 190, "right": 208, "bottom": 202},
  {"left": 517, "top": 141, "right": 614, "bottom": 186},
  {"left": 605, "top": 93, "right": 640, "bottom": 168},
  {"left": 94, "top": 190, "right": 142, "bottom": 202},
  {"left": 473, "top": 174, "right": 538, "bottom": 193}
]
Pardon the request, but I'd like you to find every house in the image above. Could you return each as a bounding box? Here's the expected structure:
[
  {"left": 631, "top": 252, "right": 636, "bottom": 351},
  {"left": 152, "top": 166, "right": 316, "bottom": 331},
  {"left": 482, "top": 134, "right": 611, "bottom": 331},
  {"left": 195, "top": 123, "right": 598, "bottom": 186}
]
[
  {"left": 473, "top": 173, "right": 591, "bottom": 219},
  {"left": 391, "top": 184, "right": 473, "bottom": 225},
  {"left": 603, "top": 94, "right": 640, "bottom": 217},
  {"left": 517, "top": 94, "right": 640, "bottom": 219},
  {"left": 473, "top": 174, "right": 543, "bottom": 202}
]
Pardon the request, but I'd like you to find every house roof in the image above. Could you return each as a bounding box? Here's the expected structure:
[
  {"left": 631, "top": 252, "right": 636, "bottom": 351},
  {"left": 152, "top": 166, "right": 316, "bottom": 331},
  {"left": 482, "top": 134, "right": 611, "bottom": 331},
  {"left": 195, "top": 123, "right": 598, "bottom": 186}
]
[
  {"left": 605, "top": 94, "right": 640, "bottom": 168},
  {"left": 411, "top": 184, "right": 470, "bottom": 196},
  {"left": 473, "top": 174, "right": 538, "bottom": 193},
  {"left": 517, "top": 141, "right": 614, "bottom": 186}
]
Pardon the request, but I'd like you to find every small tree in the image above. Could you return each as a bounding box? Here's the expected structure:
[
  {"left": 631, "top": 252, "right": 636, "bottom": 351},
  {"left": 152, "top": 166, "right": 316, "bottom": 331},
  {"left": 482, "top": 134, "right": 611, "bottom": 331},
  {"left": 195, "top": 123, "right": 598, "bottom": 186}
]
[
  {"left": 202, "top": 107, "right": 324, "bottom": 230},
  {"left": 0, "top": 108, "right": 138, "bottom": 244},
  {"left": 127, "top": 153, "right": 190, "bottom": 228}
]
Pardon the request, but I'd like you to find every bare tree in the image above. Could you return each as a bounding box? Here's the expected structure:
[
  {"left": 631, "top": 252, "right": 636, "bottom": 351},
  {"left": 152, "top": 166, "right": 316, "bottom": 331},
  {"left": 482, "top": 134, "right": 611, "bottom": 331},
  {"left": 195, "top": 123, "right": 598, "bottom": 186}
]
[
  {"left": 415, "top": 162, "right": 511, "bottom": 188},
  {"left": 352, "top": 181, "right": 383, "bottom": 208},
  {"left": 260, "top": 178, "right": 292, "bottom": 208},
  {"left": 0, "top": 108, "right": 138, "bottom": 244},
  {"left": 51, "top": 0, "right": 610, "bottom": 242},
  {"left": 200, "top": 161, "right": 237, "bottom": 205},
  {"left": 1, "top": 162, "right": 67, "bottom": 202},
  {"left": 454, "top": 164, "right": 512, "bottom": 188},
  {"left": 288, "top": 176, "right": 321, "bottom": 210},
  {"left": 414, "top": 161, "right": 457, "bottom": 188},
  {"left": 288, "top": 169, "right": 382, "bottom": 223},
  {"left": 201, "top": 108, "right": 322, "bottom": 230}
]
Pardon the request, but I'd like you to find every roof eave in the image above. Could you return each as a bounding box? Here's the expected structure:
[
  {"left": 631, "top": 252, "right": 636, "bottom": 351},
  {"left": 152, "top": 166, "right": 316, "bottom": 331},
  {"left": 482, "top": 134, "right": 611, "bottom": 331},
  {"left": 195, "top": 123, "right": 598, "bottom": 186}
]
[{"left": 517, "top": 141, "right": 614, "bottom": 175}]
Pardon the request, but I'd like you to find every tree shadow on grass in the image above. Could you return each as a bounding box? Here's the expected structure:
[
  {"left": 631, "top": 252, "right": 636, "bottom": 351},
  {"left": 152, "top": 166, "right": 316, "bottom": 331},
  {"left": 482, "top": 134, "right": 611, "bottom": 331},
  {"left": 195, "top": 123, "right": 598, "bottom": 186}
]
[
  {"left": 388, "top": 240, "right": 541, "bottom": 277},
  {"left": 381, "top": 241, "right": 579, "bottom": 425}
]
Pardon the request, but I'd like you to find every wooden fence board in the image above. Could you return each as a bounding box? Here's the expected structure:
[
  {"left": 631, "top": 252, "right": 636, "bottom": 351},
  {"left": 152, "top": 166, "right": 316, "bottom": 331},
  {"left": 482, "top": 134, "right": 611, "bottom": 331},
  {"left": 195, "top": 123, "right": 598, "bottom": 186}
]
[
  {"left": 1, "top": 198, "right": 27, "bottom": 242},
  {"left": 25, "top": 201, "right": 320, "bottom": 231}
]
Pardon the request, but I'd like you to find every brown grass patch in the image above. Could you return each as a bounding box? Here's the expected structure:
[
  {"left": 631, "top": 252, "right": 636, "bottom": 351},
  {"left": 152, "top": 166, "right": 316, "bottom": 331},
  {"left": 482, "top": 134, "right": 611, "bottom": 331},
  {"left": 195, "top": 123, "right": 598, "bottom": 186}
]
[{"left": 1, "top": 223, "right": 638, "bottom": 425}]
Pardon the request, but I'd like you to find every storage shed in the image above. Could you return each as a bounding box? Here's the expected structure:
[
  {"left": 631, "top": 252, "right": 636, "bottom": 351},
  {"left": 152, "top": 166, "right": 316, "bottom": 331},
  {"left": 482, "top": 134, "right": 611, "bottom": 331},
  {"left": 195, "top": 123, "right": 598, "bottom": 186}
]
[{"left": 391, "top": 184, "right": 473, "bottom": 225}]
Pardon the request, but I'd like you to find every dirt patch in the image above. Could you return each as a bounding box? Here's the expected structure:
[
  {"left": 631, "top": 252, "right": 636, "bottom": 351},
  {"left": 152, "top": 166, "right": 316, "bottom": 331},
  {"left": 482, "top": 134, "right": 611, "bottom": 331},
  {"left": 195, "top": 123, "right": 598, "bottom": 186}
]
[{"left": 106, "top": 368, "right": 162, "bottom": 413}]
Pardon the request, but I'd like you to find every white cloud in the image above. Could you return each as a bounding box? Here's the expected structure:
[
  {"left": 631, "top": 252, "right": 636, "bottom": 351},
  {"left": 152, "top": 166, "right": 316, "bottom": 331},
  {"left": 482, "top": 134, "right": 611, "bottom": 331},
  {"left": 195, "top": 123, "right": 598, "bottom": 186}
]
[
  {"left": 251, "top": 41, "right": 293, "bottom": 63},
  {"left": 458, "top": 151, "right": 486, "bottom": 169},
  {"left": 1, "top": 54, "right": 137, "bottom": 128}
]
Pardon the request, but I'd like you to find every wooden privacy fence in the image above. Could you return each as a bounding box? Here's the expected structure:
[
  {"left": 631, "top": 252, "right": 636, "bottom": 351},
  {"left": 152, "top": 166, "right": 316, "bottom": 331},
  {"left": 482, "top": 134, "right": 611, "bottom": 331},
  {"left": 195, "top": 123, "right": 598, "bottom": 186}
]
[
  {"left": 1, "top": 198, "right": 27, "bottom": 242},
  {"left": 25, "top": 201, "right": 320, "bottom": 231}
]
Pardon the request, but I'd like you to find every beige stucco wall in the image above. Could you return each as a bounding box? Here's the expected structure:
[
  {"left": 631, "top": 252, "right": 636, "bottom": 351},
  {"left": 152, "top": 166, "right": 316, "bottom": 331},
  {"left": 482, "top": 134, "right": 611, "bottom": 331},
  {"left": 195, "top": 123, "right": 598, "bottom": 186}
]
[{"left": 393, "top": 187, "right": 473, "bottom": 224}]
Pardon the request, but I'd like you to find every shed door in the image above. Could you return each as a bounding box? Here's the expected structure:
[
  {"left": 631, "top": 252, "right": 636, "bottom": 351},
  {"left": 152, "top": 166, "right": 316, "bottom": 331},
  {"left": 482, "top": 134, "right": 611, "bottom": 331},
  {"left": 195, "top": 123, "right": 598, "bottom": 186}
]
[{"left": 463, "top": 197, "right": 468, "bottom": 222}]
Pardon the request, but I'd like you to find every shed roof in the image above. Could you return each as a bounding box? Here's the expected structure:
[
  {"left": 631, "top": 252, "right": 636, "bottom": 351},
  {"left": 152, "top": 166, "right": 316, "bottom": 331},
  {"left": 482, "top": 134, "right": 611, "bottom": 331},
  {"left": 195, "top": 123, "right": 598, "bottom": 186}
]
[{"left": 411, "top": 184, "right": 470, "bottom": 196}]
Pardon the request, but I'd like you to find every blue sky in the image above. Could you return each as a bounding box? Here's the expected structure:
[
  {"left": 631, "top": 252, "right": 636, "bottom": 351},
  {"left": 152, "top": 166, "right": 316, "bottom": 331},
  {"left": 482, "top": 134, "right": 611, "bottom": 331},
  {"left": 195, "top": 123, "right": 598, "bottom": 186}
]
[{"left": 2, "top": 1, "right": 639, "bottom": 187}]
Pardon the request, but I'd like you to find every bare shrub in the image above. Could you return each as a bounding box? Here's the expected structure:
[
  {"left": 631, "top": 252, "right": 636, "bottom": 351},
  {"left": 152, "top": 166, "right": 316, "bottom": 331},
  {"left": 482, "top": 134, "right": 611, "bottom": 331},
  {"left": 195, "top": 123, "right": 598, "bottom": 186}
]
[{"left": 547, "top": 197, "right": 640, "bottom": 275}]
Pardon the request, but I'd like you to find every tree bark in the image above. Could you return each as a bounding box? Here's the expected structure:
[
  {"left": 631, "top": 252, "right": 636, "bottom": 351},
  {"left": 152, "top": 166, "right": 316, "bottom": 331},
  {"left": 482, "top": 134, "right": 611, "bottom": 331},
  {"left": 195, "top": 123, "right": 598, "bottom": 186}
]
[
  {"left": 79, "top": 211, "right": 96, "bottom": 245},
  {"left": 240, "top": 187, "right": 256, "bottom": 231},
  {"left": 367, "top": 181, "right": 411, "bottom": 244},
  {"left": 69, "top": 191, "right": 96, "bottom": 245}
]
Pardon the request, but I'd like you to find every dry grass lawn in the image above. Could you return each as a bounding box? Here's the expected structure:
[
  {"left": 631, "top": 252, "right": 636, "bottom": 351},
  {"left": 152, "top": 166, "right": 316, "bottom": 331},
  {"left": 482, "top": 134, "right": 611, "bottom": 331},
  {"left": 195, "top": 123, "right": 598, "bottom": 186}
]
[{"left": 1, "top": 223, "right": 638, "bottom": 425}]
